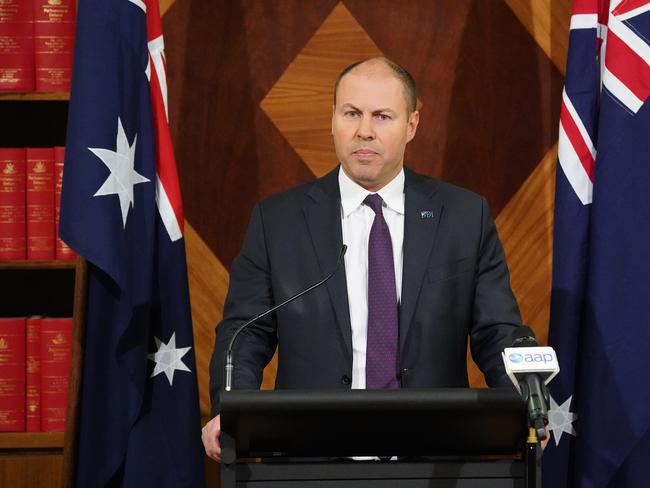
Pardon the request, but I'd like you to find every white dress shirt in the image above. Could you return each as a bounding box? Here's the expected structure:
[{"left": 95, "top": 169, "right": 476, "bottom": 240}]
[{"left": 338, "top": 167, "right": 405, "bottom": 389}]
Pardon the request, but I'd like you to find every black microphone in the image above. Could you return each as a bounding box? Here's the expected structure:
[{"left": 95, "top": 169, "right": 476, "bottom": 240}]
[
  {"left": 510, "top": 326, "right": 549, "bottom": 440},
  {"left": 224, "top": 245, "right": 348, "bottom": 392}
]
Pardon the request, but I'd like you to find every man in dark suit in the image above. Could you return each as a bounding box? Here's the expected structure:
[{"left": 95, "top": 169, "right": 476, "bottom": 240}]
[{"left": 202, "top": 57, "right": 523, "bottom": 461}]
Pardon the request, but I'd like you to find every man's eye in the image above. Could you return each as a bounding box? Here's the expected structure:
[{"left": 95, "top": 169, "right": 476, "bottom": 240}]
[
  {"left": 375, "top": 114, "right": 390, "bottom": 121},
  {"left": 344, "top": 111, "right": 359, "bottom": 118}
]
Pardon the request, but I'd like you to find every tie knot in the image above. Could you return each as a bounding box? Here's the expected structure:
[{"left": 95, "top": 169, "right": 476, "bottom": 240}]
[{"left": 364, "top": 193, "right": 384, "bottom": 215}]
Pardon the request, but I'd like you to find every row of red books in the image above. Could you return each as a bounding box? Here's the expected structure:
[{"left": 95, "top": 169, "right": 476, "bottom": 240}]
[
  {"left": 0, "top": 317, "right": 72, "bottom": 432},
  {"left": 0, "top": 0, "right": 76, "bottom": 92},
  {"left": 0, "top": 147, "right": 76, "bottom": 260}
]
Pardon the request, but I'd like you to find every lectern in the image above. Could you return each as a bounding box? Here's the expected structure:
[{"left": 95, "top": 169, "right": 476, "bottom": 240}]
[{"left": 220, "top": 388, "right": 540, "bottom": 487}]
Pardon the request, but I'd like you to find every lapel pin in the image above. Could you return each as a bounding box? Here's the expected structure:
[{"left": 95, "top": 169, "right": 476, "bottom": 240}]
[{"left": 420, "top": 210, "right": 434, "bottom": 219}]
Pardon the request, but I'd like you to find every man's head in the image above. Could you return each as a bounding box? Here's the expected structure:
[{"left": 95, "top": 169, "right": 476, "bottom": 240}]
[{"left": 332, "top": 57, "right": 419, "bottom": 191}]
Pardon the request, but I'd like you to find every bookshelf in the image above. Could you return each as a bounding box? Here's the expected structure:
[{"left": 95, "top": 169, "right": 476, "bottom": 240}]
[
  {"left": 0, "top": 90, "right": 86, "bottom": 487},
  {"left": 0, "top": 93, "right": 70, "bottom": 102},
  {"left": 0, "top": 432, "right": 64, "bottom": 450},
  {"left": 0, "top": 258, "right": 86, "bottom": 488}
]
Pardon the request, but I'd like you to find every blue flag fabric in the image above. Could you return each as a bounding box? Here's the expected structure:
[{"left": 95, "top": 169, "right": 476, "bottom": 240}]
[
  {"left": 59, "top": 0, "right": 204, "bottom": 486},
  {"left": 545, "top": 1, "right": 650, "bottom": 487}
]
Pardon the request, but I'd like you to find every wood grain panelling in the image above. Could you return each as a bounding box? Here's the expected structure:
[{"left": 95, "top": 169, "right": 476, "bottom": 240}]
[
  {"left": 345, "top": 0, "right": 562, "bottom": 216},
  {"left": 261, "top": 3, "right": 384, "bottom": 178},
  {"left": 163, "top": 0, "right": 332, "bottom": 268},
  {"left": 496, "top": 144, "right": 557, "bottom": 345},
  {"left": 0, "top": 454, "right": 63, "bottom": 488},
  {"left": 160, "top": 0, "right": 175, "bottom": 17},
  {"left": 185, "top": 221, "right": 229, "bottom": 415},
  {"left": 162, "top": 0, "right": 569, "bottom": 404},
  {"left": 504, "top": 0, "right": 572, "bottom": 75}
]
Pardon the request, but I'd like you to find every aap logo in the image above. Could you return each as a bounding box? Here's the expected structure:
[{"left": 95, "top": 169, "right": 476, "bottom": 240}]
[{"left": 508, "top": 353, "right": 524, "bottom": 363}]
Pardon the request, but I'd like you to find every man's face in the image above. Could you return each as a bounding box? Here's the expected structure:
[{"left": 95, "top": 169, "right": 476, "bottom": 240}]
[{"left": 332, "top": 64, "right": 419, "bottom": 191}]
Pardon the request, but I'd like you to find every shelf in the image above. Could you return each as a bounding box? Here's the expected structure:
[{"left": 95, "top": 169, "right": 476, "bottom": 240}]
[
  {"left": 0, "top": 432, "right": 64, "bottom": 450},
  {"left": 0, "top": 92, "right": 69, "bottom": 101},
  {"left": 0, "top": 260, "right": 77, "bottom": 271}
]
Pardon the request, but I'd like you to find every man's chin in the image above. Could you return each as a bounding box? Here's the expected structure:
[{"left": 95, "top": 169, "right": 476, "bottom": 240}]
[{"left": 348, "top": 170, "right": 384, "bottom": 191}]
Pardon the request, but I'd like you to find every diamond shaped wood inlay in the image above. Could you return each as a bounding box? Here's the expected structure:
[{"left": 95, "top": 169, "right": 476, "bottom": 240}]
[{"left": 260, "top": 2, "right": 385, "bottom": 178}]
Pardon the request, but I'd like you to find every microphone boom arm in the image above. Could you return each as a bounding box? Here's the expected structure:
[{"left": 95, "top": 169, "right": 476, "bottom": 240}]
[{"left": 224, "top": 245, "right": 347, "bottom": 392}]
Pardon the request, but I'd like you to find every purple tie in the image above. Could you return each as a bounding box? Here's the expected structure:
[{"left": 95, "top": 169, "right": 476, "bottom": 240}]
[{"left": 364, "top": 194, "right": 400, "bottom": 389}]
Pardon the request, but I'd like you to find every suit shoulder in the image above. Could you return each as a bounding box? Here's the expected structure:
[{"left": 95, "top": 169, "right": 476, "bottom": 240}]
[
  {"left": 257, "top": 168, "right": 338, "bottom": 215},
  {"left": 408, "top": 169, "right": 485, "bottom": 208},
  {"left": 436, "top": 180, "right": 485, "bottom": 206},
  {"left": 258, "top": 180, "right": 314, "bottom": 209}
]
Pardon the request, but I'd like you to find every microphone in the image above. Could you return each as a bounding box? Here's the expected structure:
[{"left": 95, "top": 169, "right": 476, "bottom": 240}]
[
  {"left": 502, "top": 326, "right": 560, "bottom": 441},
  {"left": 224, "top": 245, "right": 348, "bottom": 392}
]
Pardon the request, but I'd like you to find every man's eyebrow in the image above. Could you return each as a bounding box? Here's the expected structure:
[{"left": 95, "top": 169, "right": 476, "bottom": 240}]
[{"left": 340, "top": 103, "right": 396, "bottom": 114}]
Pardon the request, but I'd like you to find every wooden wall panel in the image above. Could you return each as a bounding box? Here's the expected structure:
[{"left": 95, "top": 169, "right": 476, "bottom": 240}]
[
  {"left": 345, "top": 0, "right": 562, "bottom": 214},
  {"left": 162, "top": 0, "right": 570, "bottom": 414},
  {"left": 0, "top": 453, "right": 63, "bottom": 488},
  {"left": 504, "top": 0, "right": 571, "bottom": 74},
  {"left": 164, "top": 0, "right": 331, "bottom": 268},
  {"left": 260, "top": 3, "right": 384, "bottom": 178},
  {"left": 185, "top": 222, "right": 229, "bottom": 415}
]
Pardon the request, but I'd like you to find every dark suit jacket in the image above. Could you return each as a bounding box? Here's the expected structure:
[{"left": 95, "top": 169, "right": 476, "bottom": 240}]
[{"left": 210, "top": 166, "right": 522, "bottom": 415}]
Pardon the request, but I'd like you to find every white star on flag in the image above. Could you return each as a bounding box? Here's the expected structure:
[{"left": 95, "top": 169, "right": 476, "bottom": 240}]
[
  {"left": 90, "top": 117, "right": 150, "bottom": 227},
  {"left": 548, "top": 394, "right": 578, "bottom": 446},
  {"left": 147, "top": 332, "right": 192, "bottom": 386}
]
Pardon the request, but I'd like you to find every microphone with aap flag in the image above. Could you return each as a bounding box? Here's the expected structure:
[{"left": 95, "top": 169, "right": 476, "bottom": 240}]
[{"left": 502, "top": 326, "right": 560, "bottom": 441}]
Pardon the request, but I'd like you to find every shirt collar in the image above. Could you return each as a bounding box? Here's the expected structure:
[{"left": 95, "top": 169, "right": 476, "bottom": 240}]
[{"left": 338, "top": 166, "right": 405, "bottom": 217}]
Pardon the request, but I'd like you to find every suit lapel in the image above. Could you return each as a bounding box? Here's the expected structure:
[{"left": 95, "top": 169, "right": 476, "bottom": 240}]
[
  {"left": 400, "top": 169, "right": 443, "bottom": 353},
  {"left": 303, "top": 168, "right": 353, "bottom": 363}
]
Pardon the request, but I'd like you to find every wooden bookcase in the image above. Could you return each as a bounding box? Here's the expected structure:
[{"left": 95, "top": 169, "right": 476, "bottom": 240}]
[{"left": 0, "top": 92, "right": 86, "bottom": 488}]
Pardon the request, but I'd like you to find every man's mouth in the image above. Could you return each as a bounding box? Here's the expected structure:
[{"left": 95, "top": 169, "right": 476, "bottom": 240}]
[{"left": 353, "top": 149, "right": 378, "bottom": 156}]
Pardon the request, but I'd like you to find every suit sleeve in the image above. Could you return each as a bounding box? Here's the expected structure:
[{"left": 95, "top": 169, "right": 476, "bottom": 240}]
[
  {"left": 209, "top": 204, "right": 278, "bottom": 416},
  {"left": 470, "top": 197, "right": 524, "bottom": 387}
]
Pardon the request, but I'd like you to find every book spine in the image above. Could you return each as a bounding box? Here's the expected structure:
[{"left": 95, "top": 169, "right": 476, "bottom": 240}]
[
  {"left": 40, "top": 317, "right": 71, "bottom": 432},
  {"left": 0, "top": 317, "right": 26, "bottom": 432},
  {"left": 25, "top": 316, "right": 41, "bottom": 431},
  {"left": 26, "top": 147, "right": 54, "bottom": 259},
  {"left": 54, "top": 146, "right": 75, "bottom": 260},
  {"left": 0, "top": 0, "right": 35, "bottom": 92},
  {"left": 33, "top": 0, "right": 75, "bottom": 92},
  {"left": 0, "top": 148, "right": 26, "bottom": 260}
]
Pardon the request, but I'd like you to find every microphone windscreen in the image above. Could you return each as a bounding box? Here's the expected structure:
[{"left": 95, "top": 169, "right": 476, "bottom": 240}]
[{"left": 511, "top": 325, "right": 538, "bottom": 347}]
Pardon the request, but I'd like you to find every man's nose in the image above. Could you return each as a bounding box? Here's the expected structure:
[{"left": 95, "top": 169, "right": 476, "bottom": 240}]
[{"left": 356, "top": 116, "right": 375, "bottom": 140}]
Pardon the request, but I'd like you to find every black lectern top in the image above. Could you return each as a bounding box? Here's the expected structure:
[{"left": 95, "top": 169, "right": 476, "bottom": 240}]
[{"left": 220, "top": 388, "right": 526, "bottom": 458}]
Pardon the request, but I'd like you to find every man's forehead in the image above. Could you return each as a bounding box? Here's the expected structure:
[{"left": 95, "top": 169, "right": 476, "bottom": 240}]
[
  {"left": 342, "top": 62, "right": 399, "bottom": 85},
  {"left": 337, "top": 70, "right": 408, "bottom": 110}
]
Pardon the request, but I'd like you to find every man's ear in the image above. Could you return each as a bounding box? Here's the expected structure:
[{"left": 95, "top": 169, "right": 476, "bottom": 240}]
[{"left": 406, "top": 110, "right": 420, "bottom": 143}]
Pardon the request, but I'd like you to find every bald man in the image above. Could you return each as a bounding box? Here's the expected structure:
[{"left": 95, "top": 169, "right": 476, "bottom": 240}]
[{"left": 202, "top": 58, "right": 523, "bottom": 461}]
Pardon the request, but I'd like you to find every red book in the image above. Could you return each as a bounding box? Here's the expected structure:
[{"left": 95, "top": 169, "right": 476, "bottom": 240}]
[
  {"left": 54, "top": 146, "right": 75, "bottom": 260},
  {"left": 0, "top": 148, "right": 26, "bottom": 260},
  {"left": 0, "top": 318, "right": 26, "bottom": 432},
  {"left": 40, "top": 317, "right": 72, "bottom": 432},
  {"left": 33, "top": 0, "right": 75, "bottom": 92},
  {"left": 0, "top": 0, "right": 35, "bottom": 92},
  {"left": 26, "top": 147, "right": 54, "bottom": 259},
  {"left": 26, "top": 316, "right": 41, "bottom": 431}
]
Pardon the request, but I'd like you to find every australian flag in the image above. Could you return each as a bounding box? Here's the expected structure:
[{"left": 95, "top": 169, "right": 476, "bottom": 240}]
[
  {"left": 544, "top": 0, "right": 650, "bottom": 486},
  {"left": 59, "top": 0, "right": 204, "bottom": 486}
]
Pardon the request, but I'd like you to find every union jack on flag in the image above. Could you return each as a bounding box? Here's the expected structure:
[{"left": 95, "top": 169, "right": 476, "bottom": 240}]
[
  {"left": 546, "top": 0, "right": 650, "bottom": 486},
  {"left": 60, "top": 0, "right": 204, "bottom": 485}
]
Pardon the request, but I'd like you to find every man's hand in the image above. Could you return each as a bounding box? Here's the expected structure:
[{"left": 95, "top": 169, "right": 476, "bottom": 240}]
[
  {"left": 202, "top": 414, "right": 221, "bottom": 462},
  {"left": 541, "top": 424, "right": 550, "bottom": 451}
]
